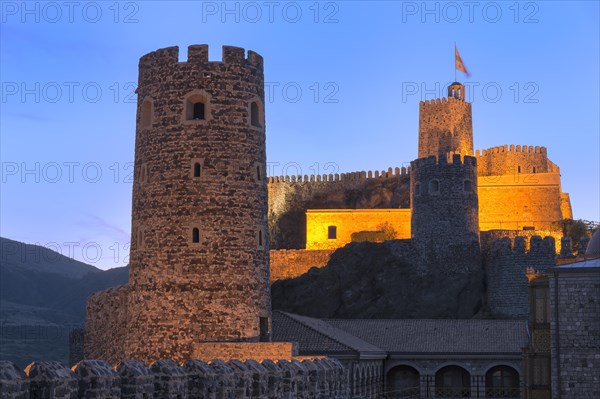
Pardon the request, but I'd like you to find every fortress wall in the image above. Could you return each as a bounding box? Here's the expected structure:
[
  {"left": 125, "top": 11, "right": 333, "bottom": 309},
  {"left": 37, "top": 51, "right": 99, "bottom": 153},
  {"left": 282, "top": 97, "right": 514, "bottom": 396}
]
[
  {"left": 270, "top": 249, "right": 334, "bottom": 281},
  {"left": 268, "top": 170, "right": 410, "bottom": 249},
  {"left": 305, "top": 209, "right": 411, "bottom": 250},
  {"left": 0, "top": 358, "right": 349, "bottom": 399},
  {"left": 475, "top": 145, "right": 555, "bottom": 176},
  {"left": 560, "top": 192, "right": 573, "bottom": 220},
  {"left": 191, "top": 342, "right": 297, "bottom": 362},
  {"left": 478, "top": 173, "right": 564, "bottom": 232},
  {"left": 84, "top": 286, "right": 128, "bottom": 365},
  {"left": 482, "top": 235, "right": 556, "bottom": 318}
]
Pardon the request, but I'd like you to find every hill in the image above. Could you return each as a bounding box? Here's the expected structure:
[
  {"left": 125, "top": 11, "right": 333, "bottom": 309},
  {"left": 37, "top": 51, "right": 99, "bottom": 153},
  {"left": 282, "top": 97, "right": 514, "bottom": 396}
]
[{"left": 0, "top": 237, "right": 128, "bottom": 367}]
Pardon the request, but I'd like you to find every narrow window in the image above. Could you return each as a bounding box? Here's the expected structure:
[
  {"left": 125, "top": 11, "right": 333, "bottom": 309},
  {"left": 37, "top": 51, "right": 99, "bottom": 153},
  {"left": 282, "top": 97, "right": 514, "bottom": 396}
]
[
  {"left": 138, "top": 229, "right": 143, "bottom": 248},
  {"left": 140, "top": 100, "right": 152, "bottom": 128},
  {"left": 429, "top": 180, "right": 440, "bottom": 193},
  {"left": 259, "top": 317, "right": 269, "bottom": 342},
  {"left": 328, "top": 226, "right": 337, "bottom": 240},
  {"left": 463, "top": 180, "right": 472, "bottom": 192},
  {"left": 192, "top": 228, "right": 200, "bottom": 243},
  {"left": 256, "top": 165, "right": 261, "bottom": 181},
  {"left": 194, "top": 163, "right": 202, "bottom": 178},
  {"left": 258, "top": 230, "right": 263, "bottom": 246},
  {"left": 518, "top": 165, "right": 521, "bottom": 173},
  {"left": 251, "top": 101, "right": 261, "bottom": 127},
  {"left": 533, "top": 166, "right": 536, "bottom": 173},
  {"left": 414, "top": 182, "right": 421, "bottom": 196},
  {"left": 193, "top": 102, "right": 205, "bottom": 120}
]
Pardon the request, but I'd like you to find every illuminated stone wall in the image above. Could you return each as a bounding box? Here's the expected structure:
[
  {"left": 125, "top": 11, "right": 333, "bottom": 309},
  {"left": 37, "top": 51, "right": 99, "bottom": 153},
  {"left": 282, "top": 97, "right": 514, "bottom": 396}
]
[
  {"left": 85, "top": 45, "right": 274, "bottom": 365},
  {"left": 478, "top": 172, "right": 564, "bottom": 231},
  {"left": 418, "top": 94, "right": 473, "bottom": 158},
  {"left": 305, "top": 209, "right": 411, "bottom": 250},
  {"left": 270, "top": 249, "right": 334, "bottom": 281}
]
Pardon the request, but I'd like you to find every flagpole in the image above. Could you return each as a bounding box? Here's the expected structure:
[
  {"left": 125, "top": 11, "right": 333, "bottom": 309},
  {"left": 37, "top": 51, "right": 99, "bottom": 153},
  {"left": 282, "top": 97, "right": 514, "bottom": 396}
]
[{"left": 454, "top": 42, "right": 456, "bottom": 82}]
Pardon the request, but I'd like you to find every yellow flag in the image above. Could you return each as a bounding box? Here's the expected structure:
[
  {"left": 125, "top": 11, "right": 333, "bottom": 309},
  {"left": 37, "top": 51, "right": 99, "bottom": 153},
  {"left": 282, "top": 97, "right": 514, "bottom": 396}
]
[{"left": 455, "top": 46, "right": 470, "bottom": 77}]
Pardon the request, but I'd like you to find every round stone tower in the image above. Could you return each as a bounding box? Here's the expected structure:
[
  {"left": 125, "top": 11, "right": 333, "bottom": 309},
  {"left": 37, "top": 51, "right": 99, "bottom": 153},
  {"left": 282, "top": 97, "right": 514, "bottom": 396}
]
[
  {"left": 127, "top": 45, "right": 270, "bottom": 361},
  {"left": 418, "top": 82, "right": 473, "bottom": 159},
  {"left": 410, "top": 154, "right": 479, "bottom": 245}
]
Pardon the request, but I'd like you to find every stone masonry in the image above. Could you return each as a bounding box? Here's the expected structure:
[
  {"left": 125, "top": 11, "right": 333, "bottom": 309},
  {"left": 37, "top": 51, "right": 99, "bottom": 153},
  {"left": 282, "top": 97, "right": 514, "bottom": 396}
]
[
  {"left": 85, "top": 45, "right": 278, "bottom": 365},
  {"left": 0, "top": 358, "right": 349, "bottom": 399}
]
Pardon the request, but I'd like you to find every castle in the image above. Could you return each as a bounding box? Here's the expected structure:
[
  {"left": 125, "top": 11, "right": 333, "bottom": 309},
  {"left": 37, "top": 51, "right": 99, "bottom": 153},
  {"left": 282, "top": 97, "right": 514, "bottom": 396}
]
[
  {"left": 2, "top": 45, "right": 596, "bottom": 399},
  {"left": 267, "top": 82, "right": 571, "bottom": 252}
]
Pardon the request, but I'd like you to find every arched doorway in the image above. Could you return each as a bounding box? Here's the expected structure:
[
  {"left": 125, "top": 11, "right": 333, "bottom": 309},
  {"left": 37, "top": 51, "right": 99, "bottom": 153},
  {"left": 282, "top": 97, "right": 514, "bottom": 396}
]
[
  {"left": 386, "top": 365, "right": 420, "bottom": 398},
  {"left": 435, "top": 365, "right": 471, "bottom": 397},
  {"left": 485, "top": 365, "right": 520, "bottom": 398}
]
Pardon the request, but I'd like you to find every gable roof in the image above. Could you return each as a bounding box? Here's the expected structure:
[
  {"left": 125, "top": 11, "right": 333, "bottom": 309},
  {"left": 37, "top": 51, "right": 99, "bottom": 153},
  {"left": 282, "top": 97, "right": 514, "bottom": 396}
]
[
  {"left": 326, "top": 318, "right": 529, "bottom": 354},
  {"left": 272, "top": 311, "right": 385, "bottom": 357}
]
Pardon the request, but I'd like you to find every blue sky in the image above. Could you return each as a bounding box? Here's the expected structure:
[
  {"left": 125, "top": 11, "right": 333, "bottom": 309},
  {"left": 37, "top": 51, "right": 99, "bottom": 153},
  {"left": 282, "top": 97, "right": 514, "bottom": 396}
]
[{"left": 1, "top": 1, "right": 598, "bottom": 269}]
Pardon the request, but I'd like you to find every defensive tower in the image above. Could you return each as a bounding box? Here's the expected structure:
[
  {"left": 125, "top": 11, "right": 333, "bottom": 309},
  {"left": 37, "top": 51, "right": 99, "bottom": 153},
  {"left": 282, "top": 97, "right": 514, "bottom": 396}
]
[
  {"left": 418, "top": 82, "right": 473, "bottom": 158},
  {"left": 410, "top": 154, "right": 479, "bottom": 245},
  {"left": 127, "top": 44, "right": 270, "bottom": 360}
]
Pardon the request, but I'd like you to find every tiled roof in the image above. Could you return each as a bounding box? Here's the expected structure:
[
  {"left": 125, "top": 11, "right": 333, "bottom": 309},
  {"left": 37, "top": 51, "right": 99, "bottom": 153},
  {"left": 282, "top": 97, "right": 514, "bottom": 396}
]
[
  {"left": 271, "top": 311, "right": 385, "bottom": 356},
  {"left": 326, "top": 319, "right": 529, "bottom": 354}
]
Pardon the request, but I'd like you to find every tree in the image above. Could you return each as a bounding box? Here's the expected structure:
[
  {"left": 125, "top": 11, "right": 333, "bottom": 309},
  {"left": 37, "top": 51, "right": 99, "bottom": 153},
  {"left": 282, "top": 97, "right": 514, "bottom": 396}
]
[{"left": 554, "top": 219, "right": 599, "bottom": 252}]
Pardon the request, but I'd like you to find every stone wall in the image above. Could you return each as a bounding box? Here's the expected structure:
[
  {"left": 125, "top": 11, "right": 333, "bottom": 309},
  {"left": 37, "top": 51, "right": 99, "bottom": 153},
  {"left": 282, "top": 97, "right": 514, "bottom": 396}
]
[
  {"left": 476, "top": 145, "right": 557, "bottom": 176},
  {"left": 268, "top": 169, "right": 411, "bottom": 249},
  {"left": 0, "top": 358, "right": 349, "bottom": 398},
  {"left": 478, "top": 172, "right": 565, "bottom": 231},
  {"left": 418, "top": 95, "right": 473, "bottom": 158},
  {"left": 84, "top": 285, "right": 128, "bottom": 363},
  {"left": 482, "top": 235, "right": 557, "bottom": 318},
  {"left": 270, "top": 250, "right": 334, "bottom": 281},
  {"left": 550, "top": 266, "right": 600, "bottom": 399},
  {"left": 305, "top": 209, "right": 411, "bottom": 250},
  {"left": 410, "top": 154, "right": 479, "bottom": 245}
]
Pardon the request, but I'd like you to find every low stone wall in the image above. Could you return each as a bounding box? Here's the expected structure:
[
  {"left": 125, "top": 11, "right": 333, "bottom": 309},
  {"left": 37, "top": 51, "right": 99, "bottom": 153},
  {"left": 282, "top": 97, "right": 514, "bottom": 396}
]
[
  {"left": 270, "top": 250, "right": 334, "bottom": 281},
  {"left": 191, "top": 342, "right": 297, "bottom": 362},
  {"left": 0, "top": 357, "right": 349, "bottom": 398}
]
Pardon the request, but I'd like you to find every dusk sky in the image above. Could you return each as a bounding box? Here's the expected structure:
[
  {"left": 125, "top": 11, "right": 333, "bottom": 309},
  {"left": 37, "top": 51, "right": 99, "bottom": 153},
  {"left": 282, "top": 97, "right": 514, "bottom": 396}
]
[{"left": 1, "top": 1, "right": 599, "bottom": 269}]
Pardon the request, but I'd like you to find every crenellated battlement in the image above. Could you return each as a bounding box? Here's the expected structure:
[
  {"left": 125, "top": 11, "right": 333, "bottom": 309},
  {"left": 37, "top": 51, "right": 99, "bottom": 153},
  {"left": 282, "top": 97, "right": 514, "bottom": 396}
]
[
  {"left": 267, "top": 166, "right": 410, "bottom": 184},
  {"left": 483, "top": 233, "right": 557, "bottom": 318},
  {"left": 139, "top": 44, "right": 263, "bottom": 71},
  {"left": 419, "top": 95, "right": 470, "bottom": 107},
  {"left": 411, "top": 154, "right": 477, "bottom": 169},
  {"left": 487, "top": 235, "right": 556, "bottom": 257},
  {"left": 476, "top": 144, "right": 547, "bottom": 157},
  {"left": 0, "top": 357, "right": 348, "bottom": 399}
]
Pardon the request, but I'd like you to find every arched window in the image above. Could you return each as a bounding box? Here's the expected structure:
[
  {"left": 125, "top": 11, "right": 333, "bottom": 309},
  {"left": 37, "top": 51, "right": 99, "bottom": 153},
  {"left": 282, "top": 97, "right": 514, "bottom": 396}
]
[
  {"left": 250, "top": 100, "right": 263, "bottom": 128},
  {"left": 429, "top": 180, "right": 440, "bottom": 194},
  {"left": 192, "top": 228, "right": 200, "bottom": 243},
  {"left": 194, "top": 163, "right": 202, "bottom": 178},
  {"left": 485, "top": 366, "right": 519, "bottom": 398},
  {"left": 140, "top": 99, "right": 152, "bottom": 128},
  {"left": 414, "top": 182, "right": 421, "bottom": 196},
  {"left": 463, "top": 180, "right": 472, "bottom": 192},
  {"left": 386, "top": 365, "right": 420, "bottom": 399},
  {"left": 184, "top": 91, "right": 210, "bottom": 122},
  {"left": 435, "top": 365, "right": 471, "bottom": 398}
]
